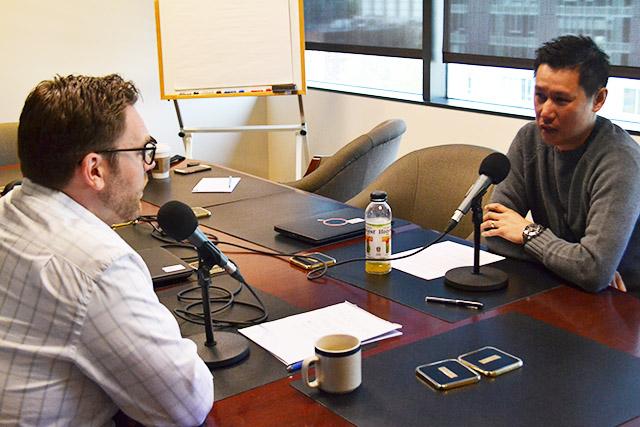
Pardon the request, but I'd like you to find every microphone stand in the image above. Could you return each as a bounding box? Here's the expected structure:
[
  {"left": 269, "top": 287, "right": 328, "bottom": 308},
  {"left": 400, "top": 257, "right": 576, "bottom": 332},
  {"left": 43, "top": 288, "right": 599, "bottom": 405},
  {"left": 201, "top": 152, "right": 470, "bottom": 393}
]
[
  {"left": 190, "top": 248, "right": 250, "bottom": 368},
  {"left": 444, "top": 195, "right": 508, "bottom": 291}
]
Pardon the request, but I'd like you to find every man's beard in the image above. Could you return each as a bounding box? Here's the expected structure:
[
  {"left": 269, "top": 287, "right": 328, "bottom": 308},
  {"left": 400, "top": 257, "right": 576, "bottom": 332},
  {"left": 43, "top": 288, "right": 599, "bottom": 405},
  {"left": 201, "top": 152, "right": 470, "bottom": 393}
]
[{"left": 99, "top": 169, "right": 141, "bottom": 224}]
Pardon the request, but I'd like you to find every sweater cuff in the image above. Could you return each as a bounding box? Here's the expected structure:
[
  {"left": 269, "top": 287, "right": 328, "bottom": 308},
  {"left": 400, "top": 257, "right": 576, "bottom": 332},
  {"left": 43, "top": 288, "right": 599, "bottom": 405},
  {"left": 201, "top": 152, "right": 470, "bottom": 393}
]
[{"left": 523, "top": 228, "right": 556, "bottom": 262}]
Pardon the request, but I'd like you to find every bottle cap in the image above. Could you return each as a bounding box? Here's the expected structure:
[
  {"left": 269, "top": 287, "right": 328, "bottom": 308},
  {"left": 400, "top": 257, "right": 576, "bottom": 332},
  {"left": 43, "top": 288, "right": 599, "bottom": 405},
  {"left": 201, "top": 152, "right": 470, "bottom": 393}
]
[{"left": 370, "top": 190, "right": 387, "bottom": 202}]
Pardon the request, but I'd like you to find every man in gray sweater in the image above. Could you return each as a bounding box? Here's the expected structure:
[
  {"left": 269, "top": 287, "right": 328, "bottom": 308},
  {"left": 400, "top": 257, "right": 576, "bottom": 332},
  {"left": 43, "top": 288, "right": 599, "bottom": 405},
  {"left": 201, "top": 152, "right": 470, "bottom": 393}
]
[{"left": 481, "top": 35, "right": 640, "bottom": 293}]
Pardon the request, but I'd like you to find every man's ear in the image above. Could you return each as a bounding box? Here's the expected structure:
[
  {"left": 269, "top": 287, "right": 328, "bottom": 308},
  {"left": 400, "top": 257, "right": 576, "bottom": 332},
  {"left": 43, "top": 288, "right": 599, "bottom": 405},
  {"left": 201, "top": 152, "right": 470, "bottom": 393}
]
[
  {"left": 592, "top": 87, "right": 607, "bottom": 113},
  {"left": 77, "top": 153, "right": 108, "bottom": 191}
]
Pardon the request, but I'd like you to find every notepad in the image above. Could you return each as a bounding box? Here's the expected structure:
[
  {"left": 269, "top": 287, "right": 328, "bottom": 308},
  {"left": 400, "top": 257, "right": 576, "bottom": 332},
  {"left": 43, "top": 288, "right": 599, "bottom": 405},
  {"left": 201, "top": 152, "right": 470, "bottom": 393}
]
[
  {"left": 192, "top": 177, "right": 241, "bottom": 193},
  {"left": 239, "top": 301, "right": 402, "bottom": 366},
  {"left": 391, "top": 241, "right": 505, "bottom": 281}
]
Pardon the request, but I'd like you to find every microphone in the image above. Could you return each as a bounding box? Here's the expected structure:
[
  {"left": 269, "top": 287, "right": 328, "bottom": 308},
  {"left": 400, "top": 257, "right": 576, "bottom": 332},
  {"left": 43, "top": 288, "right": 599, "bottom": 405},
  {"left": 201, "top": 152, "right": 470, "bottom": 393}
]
[
  {"left": 157, "top": 200, "right": 244, "bottom": 282},
  {"left": 445, "top": 152, "right": 511, "bottom": 233},
  {"left": 157, "top": 200, "right": 251, "bottom": 367}
]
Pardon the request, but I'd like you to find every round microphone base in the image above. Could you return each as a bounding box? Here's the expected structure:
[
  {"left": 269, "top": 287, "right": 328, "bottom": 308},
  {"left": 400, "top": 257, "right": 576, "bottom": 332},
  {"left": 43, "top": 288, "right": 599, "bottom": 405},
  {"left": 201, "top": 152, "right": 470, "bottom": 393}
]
[
  {"left": 444, "top": 266, "right": 508, "bottom": 292},
  {"left": 191, "top": 331, "right": 250, "bottom": 368}
]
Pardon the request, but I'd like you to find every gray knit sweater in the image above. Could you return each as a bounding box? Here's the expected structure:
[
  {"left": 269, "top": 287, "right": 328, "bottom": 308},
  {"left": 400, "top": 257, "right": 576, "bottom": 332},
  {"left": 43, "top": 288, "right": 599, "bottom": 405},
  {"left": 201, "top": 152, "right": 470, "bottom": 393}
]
[{"left": 487, "top": 116, "right": 640, "bottom": 293}]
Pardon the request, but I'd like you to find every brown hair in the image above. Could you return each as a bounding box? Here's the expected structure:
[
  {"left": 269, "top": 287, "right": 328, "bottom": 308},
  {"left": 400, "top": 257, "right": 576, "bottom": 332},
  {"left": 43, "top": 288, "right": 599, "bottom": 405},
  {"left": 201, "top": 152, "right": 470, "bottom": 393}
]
[{"left": 18, "top": 74, "right": 139, "bottom": 189}]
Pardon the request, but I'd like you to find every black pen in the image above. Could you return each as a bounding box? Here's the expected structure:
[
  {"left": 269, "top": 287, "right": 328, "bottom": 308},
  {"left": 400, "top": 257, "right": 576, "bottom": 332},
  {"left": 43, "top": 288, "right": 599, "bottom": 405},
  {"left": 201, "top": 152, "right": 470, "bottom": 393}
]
[{"left": 424, "top": 296, "right": 483, "bottom": 310}]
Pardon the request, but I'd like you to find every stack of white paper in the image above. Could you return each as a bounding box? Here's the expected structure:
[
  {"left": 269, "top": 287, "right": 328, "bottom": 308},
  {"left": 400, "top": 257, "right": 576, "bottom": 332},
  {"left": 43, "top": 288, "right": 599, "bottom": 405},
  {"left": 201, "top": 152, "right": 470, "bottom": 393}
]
[{"left": 239, "top": 301, "right": 402, "bottom": 366}]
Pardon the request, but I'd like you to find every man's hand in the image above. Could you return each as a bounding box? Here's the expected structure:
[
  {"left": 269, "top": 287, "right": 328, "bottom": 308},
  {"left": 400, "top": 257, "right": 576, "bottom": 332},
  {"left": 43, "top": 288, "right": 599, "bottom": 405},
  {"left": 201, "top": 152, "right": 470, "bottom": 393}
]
[
  {"left": 481, "top": 203, "right": 531, "bottom": 244},
  {"left": 609, "top": 271, "right": 627, "bottom": 292}
]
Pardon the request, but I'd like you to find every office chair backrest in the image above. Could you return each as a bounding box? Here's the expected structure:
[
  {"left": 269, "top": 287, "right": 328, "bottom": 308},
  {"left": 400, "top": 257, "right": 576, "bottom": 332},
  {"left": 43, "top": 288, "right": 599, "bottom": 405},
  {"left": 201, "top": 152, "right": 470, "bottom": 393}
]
[
  {"left": 347, "top": 144, "right": 497, "bottom": 239},
  {"left": 286, "top": 119, "right": 406, "bottom": 202},
  {"left": 0, "top": 122, "right": 19, "bottom": 166}
]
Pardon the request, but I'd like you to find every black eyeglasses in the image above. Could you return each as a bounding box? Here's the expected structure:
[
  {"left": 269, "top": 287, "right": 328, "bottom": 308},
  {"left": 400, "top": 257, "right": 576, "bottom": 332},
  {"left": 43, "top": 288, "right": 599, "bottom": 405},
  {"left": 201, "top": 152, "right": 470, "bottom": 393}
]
[{"left": 96, "top": 137, "right": 157, "bottom": 165}]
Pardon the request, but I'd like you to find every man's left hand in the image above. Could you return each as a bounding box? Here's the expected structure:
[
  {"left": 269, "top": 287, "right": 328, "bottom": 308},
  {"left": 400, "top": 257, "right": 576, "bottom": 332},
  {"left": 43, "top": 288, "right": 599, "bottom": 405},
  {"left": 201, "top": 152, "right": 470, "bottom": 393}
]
[
  {"left": 609, "top": 271, "right": 627, "bottom": 292},
  {"left": 481, "top": 203, "right": 531, "bottom": 244}
]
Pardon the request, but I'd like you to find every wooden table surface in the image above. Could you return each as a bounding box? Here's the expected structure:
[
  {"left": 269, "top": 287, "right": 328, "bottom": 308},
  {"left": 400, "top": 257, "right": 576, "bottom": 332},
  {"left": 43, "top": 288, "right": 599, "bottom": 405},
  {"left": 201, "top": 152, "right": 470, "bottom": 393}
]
[
  {"left": 5, "top": 164, "right": 640, "bottom": 426},
  {"left": 133, "top": 159, "right": 640, "bottom": 427},
  {"left": 201, "top": 228, "right": 640, "bottom": 426},
  {"left": 5, "top": 163, "right": 624, "bottom": 426}
]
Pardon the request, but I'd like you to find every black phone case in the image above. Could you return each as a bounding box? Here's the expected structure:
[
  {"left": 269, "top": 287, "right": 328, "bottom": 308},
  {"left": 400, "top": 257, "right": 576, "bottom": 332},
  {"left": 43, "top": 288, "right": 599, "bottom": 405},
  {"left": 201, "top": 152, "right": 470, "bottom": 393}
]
[
  {"left": 458, "top": 346, "right": 523, "bottom": 377},
  {"left": 415, "top": 359, "right": 480, "bottom": 390}
]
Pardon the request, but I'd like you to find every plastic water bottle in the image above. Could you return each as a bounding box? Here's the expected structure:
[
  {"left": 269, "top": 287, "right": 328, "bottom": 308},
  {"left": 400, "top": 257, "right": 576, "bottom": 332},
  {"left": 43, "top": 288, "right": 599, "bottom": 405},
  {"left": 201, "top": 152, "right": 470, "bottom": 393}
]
[{"left": 365, "top": 190, "right": 392, "bottom": 274}]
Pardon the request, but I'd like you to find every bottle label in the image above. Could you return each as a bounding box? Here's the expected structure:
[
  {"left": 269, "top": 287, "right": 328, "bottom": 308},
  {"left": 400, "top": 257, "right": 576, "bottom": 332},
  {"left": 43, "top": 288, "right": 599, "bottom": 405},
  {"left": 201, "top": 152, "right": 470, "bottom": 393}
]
[{"left": 365, "top": 221, "right": 392, "bottom": 260}]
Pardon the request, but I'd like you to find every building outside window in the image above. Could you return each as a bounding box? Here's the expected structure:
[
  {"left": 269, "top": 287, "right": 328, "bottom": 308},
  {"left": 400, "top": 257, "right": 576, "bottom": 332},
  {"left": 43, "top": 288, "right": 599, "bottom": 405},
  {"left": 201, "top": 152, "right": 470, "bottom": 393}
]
[
  {"left": 444, "top": 0, "right": 640, "bottom": 130},
  {"left": 304, "top": 0, "right": 640, "bottom": 131}
]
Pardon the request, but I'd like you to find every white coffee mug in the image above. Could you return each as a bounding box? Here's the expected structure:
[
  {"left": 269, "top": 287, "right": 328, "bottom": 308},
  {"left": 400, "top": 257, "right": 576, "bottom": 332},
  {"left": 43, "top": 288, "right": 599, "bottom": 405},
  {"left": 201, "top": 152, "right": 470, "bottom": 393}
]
[
  {"left": 152, "top": 143, "right": 171, "bottom": 179},
  {"left": 302, "top": 334, "right": 361, "bottom": 394}
]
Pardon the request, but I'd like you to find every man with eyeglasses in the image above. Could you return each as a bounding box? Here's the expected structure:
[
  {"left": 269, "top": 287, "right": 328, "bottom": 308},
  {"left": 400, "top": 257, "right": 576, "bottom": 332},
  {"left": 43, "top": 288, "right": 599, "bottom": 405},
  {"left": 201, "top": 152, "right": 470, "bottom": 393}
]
[{"left": 0, "top": 75, "right": 213, "bottom": 426}]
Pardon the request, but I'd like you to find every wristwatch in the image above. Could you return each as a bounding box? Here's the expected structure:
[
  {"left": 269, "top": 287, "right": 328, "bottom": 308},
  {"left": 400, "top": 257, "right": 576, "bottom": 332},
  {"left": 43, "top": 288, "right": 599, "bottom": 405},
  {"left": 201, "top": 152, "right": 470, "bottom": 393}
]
[{"left": 522, "top": 223, "right": 545, "bottom": 244}]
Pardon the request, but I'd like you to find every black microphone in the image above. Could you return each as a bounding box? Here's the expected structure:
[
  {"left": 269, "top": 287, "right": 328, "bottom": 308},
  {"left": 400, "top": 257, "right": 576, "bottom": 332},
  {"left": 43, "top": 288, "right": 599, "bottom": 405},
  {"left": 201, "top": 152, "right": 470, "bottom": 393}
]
[
  {"left": 157, "top": 200, "right": 244, "bottom": 282},
  {"left": 445, "top": 152, "right": 511, "bottom": 233}
]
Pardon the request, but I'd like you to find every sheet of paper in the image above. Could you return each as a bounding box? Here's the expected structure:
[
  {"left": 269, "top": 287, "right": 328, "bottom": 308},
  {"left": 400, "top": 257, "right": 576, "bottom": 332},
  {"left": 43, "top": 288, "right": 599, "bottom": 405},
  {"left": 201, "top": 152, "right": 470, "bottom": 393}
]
[
  {"left": 239, "top": 301, "right": 402, "bottom": 366},
  {"left": 391, "top": 240, "right": 505, "bottom": 281},
  {"left": 192, "top": 177, "right": 241, "bottom": 193}
]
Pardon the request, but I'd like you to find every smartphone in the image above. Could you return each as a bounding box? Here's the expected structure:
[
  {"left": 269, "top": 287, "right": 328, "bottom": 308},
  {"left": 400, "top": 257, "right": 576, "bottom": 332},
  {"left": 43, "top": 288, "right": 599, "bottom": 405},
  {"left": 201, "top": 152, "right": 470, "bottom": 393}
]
[
  {"left": 416, "top": 359, "right": 481, "bottom": 390},
  {"left": 415, "top": 359, "right": 481, "bottom": 390},
  {"left": 289, "top": 252, "right": 336, "bottom": 270},
  {"left": 169, "top": 154, "right": 186, "bottom": 166},
  {"left": 458, "top": 346, "right": 523, "bottom": 377},
  {"left": 191, "top": 206, "right": 212, "bottom": 219},
  {"left": 174, "top": 164, "right": 212, "bottom": 175}
]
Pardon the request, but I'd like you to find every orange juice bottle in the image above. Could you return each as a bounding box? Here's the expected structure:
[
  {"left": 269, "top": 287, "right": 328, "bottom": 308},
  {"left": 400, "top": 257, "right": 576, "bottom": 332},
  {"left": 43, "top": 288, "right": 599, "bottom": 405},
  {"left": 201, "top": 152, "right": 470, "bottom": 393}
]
[{"left": 365, "top": 191, "right": 392, "bottom": 274}]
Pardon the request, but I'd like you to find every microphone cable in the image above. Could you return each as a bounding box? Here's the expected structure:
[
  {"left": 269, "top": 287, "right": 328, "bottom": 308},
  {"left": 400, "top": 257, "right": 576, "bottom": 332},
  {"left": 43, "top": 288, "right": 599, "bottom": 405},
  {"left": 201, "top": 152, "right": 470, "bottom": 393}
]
[
  {"left": 305, "top": 152, "right": 510, "bottom": 280},
  {"left": 128, "top": 215, "right": 272, "bottom": 328},
  {"left": 137, "top": 214, "right": 305, "bottom": 259},
  {"left": 173, "top": 252, "right": 269, "bottom": 328},
  {"left": 132, "top": 215, "right": 452, "bottom": 285},
  {"left": 130, "top": 215, "right": 449, "bottom": 322},
  {"left": 306, "top": 229, "right": 450, "bottom": 280}
]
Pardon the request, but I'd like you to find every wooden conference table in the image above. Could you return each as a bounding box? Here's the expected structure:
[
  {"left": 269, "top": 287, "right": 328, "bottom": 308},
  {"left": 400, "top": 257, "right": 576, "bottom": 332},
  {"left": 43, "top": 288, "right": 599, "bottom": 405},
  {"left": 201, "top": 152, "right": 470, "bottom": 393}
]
[
  {"left": 141, "top": 162, "right": 640, "bottom": 427},
  {"left": 2, "top": 163, "right": 640, "bottom": 426}
]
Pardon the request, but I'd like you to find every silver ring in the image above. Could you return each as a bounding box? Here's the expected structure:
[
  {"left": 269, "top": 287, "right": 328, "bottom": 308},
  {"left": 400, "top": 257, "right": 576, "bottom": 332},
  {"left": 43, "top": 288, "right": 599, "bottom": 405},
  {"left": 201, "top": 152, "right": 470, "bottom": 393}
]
[{"left": 491, "top": 221, "right": 497, "bottom": 229}]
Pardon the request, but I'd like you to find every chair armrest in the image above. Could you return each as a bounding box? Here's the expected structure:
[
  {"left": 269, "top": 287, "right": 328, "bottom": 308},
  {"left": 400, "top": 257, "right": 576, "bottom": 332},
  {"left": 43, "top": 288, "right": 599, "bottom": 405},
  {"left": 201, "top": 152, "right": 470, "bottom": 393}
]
[{"left": 303, "top": 155, "right": 328, "bottom": 177}]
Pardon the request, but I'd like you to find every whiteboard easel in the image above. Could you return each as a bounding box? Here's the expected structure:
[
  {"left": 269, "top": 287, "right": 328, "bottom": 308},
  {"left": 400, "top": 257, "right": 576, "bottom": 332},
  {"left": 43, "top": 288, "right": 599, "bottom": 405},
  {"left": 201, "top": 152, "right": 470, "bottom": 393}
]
[
  {"left": 155, "top": 0, "right": 308, "bottom": 177},
  {"left": 173, "top": 96, "right": 310, "bottom": 179}
]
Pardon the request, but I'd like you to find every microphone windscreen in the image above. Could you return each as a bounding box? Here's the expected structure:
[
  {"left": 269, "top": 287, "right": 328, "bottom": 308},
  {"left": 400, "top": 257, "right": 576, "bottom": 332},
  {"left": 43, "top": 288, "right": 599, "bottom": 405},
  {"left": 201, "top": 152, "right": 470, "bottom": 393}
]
[
  {"left": 157, "top": 200, "right": 199, "bottom": 241},
  {"left": 479, "top": 152, "right": 511, "bottom": 184}
]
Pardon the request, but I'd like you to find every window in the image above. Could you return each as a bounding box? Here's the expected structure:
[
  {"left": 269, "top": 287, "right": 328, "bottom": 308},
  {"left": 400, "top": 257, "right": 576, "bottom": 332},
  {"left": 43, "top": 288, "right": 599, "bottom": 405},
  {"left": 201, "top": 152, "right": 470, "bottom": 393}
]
[
  {"left": 305, "top": 0, "right": 423, "bottom": 57},
  {"left": 447, "top": 64, "right": 640, "bottom": 131},
  {"left": 446, "top": 64, "right": 533, "bottom": 111},
  {"left": 303, "top": 0, "right": 640, "bottom": 132},
  {"left": 443, "top": 0, "right": 640, "bottom": 130},
  {"left": 305, "top": 51, "right": 423, "bottom": 102},
  {"left": 443, "top": 0, "right": 640, "bottom": 78},
  {"left": 304, "top": 0, "right": 424, "bottom": 101}
]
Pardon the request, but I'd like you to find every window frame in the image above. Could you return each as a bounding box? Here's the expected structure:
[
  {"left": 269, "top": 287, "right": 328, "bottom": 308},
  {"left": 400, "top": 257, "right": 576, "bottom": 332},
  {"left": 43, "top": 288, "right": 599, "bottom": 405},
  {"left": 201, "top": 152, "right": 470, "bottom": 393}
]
[{"left": 305, "top": 42, "right": 421, "bottom": 59}]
